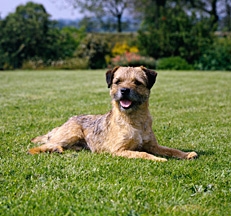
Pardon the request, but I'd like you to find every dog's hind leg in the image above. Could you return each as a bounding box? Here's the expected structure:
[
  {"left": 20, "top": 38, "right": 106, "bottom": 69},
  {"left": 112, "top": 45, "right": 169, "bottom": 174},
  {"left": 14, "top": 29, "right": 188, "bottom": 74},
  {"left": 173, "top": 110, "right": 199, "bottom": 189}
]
[
  {"left": 31, "top": 127, "right": 60, "bottom": 144},
  {"left": 31, "top": 135, "right": 49, "bottom": 144},
  {"left": 28, "top": 143, "right": 64, "bottom": 154},
  {"left": 28, "top": 120, "right": 85, "bottom": 154}
]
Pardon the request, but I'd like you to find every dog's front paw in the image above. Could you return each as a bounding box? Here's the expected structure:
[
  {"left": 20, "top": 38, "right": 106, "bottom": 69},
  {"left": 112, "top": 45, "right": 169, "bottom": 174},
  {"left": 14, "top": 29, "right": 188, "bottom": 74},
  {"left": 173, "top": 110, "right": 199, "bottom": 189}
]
[
  {"left": 152, "top": 156, "right": 168, "bottom": 162},
  {"left": 158, "top": 158, "right": 168, "bottom": 162},
  {"left": 186, "top": 151, "right": 198, "bottom": 160}
]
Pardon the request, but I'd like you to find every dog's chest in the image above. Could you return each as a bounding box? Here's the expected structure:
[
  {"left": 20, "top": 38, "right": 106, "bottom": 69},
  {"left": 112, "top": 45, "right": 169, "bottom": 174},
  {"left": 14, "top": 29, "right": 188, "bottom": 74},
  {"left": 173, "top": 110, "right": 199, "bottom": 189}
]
[{"left": 119, "top": 122, "right": 151, "bottom": 150}]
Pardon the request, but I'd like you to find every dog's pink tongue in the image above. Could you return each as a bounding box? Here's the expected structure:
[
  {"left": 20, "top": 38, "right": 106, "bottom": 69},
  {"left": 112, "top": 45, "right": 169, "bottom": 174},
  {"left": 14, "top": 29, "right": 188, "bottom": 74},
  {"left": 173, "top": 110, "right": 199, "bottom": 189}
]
[{"left": 120, "top": 100, "right": 132, "bottom": 108}]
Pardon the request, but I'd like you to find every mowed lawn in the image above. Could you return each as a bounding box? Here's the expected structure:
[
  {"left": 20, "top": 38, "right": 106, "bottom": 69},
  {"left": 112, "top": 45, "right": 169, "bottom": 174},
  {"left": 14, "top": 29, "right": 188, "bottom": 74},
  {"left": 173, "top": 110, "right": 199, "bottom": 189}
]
[{"left": 0, "top": 69, "right": 230, "bottom": 215}]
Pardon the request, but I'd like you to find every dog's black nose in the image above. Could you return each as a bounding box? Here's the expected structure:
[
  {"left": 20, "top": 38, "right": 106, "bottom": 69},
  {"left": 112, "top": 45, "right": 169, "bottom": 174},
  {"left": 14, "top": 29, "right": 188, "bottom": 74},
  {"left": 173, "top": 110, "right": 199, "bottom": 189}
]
[{"left": 121, "top": 88, "right": 130, "bottom": 95}]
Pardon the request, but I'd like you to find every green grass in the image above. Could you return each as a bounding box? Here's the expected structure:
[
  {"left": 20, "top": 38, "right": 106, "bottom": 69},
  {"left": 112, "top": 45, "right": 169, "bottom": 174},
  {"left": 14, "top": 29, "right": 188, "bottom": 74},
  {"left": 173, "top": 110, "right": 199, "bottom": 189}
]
[{"left": 0, "top": 70, "right": 231, "bottom": 215}]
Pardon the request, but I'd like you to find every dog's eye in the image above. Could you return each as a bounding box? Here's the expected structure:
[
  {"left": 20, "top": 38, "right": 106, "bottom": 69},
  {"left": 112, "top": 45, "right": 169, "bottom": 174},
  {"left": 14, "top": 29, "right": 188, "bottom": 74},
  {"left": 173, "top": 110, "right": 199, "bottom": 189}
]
[
  {"left": 114, "top": 79, "right": 121, "bottom": 85},
  {"left": 134, "top": 80, "right": 142, "bottom": 86}
]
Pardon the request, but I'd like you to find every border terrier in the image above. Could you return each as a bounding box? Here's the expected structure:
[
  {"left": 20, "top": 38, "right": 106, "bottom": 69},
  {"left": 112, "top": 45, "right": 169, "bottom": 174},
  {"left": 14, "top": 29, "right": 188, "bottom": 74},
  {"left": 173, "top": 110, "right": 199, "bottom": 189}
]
[{"left": 28, "top": 66, "right": 197, "bottom": 162}]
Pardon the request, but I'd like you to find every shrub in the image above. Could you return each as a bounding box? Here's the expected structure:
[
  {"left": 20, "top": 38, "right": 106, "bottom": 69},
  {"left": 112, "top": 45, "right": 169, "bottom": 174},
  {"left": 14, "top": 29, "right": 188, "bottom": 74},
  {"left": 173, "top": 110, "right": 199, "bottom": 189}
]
[
  {"left": 156, "top": 56, "right": 193, "bottom": 70},
  {"left": 194, "top": 37, "right": 231, "bottom": 71},
  {"left": 22, "top": 57, "right": 45, "bottom": 70},
  {"left": 109, "top": 52, "right": 156, "bottom": 69},
  {"left": 112, "top": 42, "right": 139, "bottom": 56},
  {"left": 92, "top": 33, "right": 138, "bottom": 50},
  {"left": 76, "top": 35, "right": 109, "bottom": 69},
  {"left": 51, "top": 58, "right": 88, "bottom": 70}
]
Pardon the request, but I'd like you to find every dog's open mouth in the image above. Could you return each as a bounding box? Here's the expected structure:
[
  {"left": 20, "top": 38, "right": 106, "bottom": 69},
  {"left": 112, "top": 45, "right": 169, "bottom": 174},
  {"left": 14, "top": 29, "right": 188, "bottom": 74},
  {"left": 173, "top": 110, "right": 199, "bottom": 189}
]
[{"left": 120, "top": 99, "right": 133, "bottom": 109}]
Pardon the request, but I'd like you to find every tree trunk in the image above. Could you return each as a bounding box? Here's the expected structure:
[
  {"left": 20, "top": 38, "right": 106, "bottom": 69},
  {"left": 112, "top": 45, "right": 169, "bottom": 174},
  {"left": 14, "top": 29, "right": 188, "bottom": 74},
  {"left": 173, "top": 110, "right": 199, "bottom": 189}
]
[
  {"left": 156, "top": 0, "right": 167, "bottom": 7},
  {"left": 117, "top": 14, "right": 122, "bottom": 32},
  {"left": 225, "top": 0, "right": 231, "bottom": 31},
  {"left": 211, "top": 0, "right": 219, "bottom": 25}
]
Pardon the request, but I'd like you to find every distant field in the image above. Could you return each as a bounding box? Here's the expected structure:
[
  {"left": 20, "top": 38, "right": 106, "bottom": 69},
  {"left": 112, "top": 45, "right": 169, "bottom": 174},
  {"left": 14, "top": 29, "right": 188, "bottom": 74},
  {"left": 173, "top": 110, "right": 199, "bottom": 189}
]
[{"left": 0, "top": 70, "right": 230, "bottom": 215}]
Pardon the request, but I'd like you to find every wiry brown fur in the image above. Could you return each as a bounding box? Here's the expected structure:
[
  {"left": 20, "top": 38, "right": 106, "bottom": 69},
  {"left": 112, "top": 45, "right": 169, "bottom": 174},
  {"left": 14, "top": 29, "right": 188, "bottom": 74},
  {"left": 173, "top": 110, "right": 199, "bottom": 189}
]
[{"left": 28, "top": 66, "right": 197, "bottom": 162}]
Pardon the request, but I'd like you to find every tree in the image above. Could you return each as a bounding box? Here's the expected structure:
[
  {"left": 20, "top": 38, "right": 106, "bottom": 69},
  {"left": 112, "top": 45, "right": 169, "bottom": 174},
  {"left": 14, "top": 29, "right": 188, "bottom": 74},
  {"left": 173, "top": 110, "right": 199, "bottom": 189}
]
[
  {"left": 219, "top": 0, "right": 231, "bottom": 31},
  {"left": 132, "top": 0, "right": 167, "bottom": 28},
  {"left": 0, "top": 2, "right": 51, "bottom": 68},
  {"left": 65, "top": 0, "right": 133, "bottom": 32},
  {"left": 183, "top": 0, "right": 231, "bottom": 29},
  {"left": 185, "top": 0, "right": 219, "bottom": 25},
  {"left": 0, "top": 2, "right": 78, "bottom": 69},
  {"left": 138, "top": 4, "right": 215, "bottom": 63},
  {"left": 133, "top": 0, "right": 231, "bottom": 29}
]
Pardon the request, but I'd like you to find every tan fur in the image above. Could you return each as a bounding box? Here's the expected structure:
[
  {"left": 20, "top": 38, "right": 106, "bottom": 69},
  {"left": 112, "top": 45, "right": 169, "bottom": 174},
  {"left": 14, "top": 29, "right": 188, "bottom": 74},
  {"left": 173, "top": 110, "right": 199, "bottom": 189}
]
[{"left": 28, "top": 66, "right": 197, "bottom": 162}]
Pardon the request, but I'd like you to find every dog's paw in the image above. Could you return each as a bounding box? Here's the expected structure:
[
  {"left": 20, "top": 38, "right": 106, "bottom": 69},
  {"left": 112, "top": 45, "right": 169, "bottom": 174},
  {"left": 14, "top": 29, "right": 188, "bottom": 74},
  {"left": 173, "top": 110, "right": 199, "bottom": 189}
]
[
  {"left": 153, "top": 157, "right": 168, "bottom": 162},
  {"left": 159, "top": 158, "right": 168, "bottom": 162},
  {"left": 186, "top": 151, "right": 198, "bottom": 160},
  {"left": 27, "top": 147, "right": 41, "bottom": 155},
  {"left": 51, "top": 146, "right": 63, "bottom": 154}
]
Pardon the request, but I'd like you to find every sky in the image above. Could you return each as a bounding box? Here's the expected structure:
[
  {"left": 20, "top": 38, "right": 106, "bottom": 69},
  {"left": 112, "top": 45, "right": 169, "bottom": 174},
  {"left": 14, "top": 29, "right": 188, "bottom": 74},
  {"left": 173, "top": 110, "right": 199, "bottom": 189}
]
[{"left": 0, "top": 0, "right": 82, "bottom": 20}]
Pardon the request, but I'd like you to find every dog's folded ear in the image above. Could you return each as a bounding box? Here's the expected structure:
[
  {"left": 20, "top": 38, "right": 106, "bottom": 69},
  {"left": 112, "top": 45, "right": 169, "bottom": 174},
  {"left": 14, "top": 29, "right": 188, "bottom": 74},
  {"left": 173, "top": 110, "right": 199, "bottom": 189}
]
[
  {"left": 140, "top": 66, "right": 158, "bottom": 89},
  {"left": 106, "top": 66, "right": 120, "bottom": 88}
]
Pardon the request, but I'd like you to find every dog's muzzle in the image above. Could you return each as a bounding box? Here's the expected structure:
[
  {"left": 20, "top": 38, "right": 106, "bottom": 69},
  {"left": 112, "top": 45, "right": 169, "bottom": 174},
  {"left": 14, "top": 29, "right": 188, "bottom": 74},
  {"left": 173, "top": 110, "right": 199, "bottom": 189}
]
[{"left": 119, "top": 88, "right": 133, "bottom": 109}]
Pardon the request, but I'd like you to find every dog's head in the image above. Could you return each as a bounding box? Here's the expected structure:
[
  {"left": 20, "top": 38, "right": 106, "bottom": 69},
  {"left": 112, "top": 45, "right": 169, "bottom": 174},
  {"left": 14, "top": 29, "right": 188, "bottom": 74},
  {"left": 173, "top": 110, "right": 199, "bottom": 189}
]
[{"left": 106, "top": 66, "right": 157, "bottom": 112}]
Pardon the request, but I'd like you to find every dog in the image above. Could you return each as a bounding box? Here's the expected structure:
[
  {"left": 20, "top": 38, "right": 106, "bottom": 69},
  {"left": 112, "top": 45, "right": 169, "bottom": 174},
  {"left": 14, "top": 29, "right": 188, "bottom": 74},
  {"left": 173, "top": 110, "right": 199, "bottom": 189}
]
[{"left": 28, "top": 66, "right": 197, "bottom": 162}]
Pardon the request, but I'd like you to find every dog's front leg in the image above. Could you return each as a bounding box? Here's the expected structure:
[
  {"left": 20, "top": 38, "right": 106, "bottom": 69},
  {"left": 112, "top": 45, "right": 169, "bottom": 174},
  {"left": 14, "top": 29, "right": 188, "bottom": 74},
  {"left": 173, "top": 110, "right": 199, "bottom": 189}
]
[
  {"left": 149, "top": 144, "right": 198, "bottom": 159},
  {"left": 113, "top": 150, "right": 167, "bottom": 162},
  {"left": 144, "top": 134, "right": 198, "bottom": 160}
]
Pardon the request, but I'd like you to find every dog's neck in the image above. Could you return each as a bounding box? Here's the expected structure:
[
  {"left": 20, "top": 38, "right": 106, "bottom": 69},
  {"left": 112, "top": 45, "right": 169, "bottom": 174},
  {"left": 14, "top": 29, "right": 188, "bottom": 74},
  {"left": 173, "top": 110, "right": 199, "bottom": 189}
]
[{"left": 111, "top": 101, "right": 151, "bottom": 127}]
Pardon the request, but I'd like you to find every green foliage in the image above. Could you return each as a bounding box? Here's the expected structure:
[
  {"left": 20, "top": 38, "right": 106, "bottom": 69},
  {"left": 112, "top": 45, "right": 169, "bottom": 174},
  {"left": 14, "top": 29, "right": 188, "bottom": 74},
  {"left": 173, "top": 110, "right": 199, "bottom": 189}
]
[
  {"left": 0, "top": 70, "right": 231, "bottom": 215},
  {"left": 138, "top": 6, "right": 215, "bottom": 64},
  {"left": 76, "top": 35, "right": 109, "bottom": 69},
  {"left": 157, "top": 56, "right": 193, "bottom": 70},
  {"left": 194, "top": 37, "right": 231, "bottom": 71},
  {"left": 88, "top": 33, "right": 138, "bottom": 50},
  {"left": 0, "top": 2, "right": 49, "bottom": 68},
  {"left": 60, "top": 26, "right": 86, "bottom": 50},
  {"left": 0, "top": 2, "right": 81, "bottom": 69},
  {"left": 110, "top": 52, "right": 156, "bottom": 69},
  {"left": 1, "top": 1, "right": 229, "bottom": 71}
]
